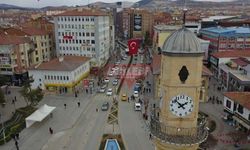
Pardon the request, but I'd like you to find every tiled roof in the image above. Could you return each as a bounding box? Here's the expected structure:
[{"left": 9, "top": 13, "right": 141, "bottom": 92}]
[
  {"left": 29, "top": 56, "right": 90, "bottom": 71},
  {"left": 0, "top": 36, "right": 31, "bottom": 45},
  {"left": 202, "top": 65, "right": 213, "bottom": 76},
  {"left": 231, "top": 57, "right": 250, "bottom": 67},
  {"left": 211, "top": 50, "right": 250, "bottom": 58},
  {"left": 152, "top": 54, "right": 161, "bottom": 75},
  {"left": 21, "top": 27, "right": 49, "bottom": 36},
  {"left": 224, "top": 92, "right": 250, "bottom": 110},
  {"left": 2, "top": 27, "right": 49, "bottom": 36},
  {"left": 55, "top": 9, "right": 107, "bottom": 16}
]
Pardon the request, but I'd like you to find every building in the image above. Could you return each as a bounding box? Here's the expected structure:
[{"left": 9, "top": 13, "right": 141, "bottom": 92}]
[
  {"left": 200, "top": 27, "right": 250, "bottom": 54},
  {"left": 150, "top": 28, "right": 208, "bottom": 150},
  {"left": 28, "top": 56, "right": 90, "bottom": 93},
  {"left": 0, "top": 27, "right": 54, "bottom": 65},
  {"left": 201, "top": 16, "right": 236, "bottom": 29},
  {"left": 152, "top": 54, "right": 212, "bottom": 103},
  {"left": 54, "top": 8, "right": 114, "bottom": 68},
  {"left": 223, "top": 92, "right": 250, "bottom": 132},
  {"left": 152, "top": 25, "right": 181, "bottom": 54},
  {"left": 0, "top": 36, "right": 33, "bottom": 84},
  {"left": 152, "top": 24, "right": 209, "bottom": 63},
  {"left": 209, "top": 50, "right": 250, "bottom": 79},
  {"left": 228, "top": 64, "right": 250, "bottom": 92}
]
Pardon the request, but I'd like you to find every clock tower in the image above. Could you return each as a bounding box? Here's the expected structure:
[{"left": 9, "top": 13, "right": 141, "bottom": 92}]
[{"left": 150, "top": 27, "right": 208, "bottom": 150}]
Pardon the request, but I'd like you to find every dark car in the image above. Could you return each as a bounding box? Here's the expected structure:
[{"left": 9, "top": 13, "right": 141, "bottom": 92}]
[{"left": 101, "top": 102, "right": 109, "bottom": 111}]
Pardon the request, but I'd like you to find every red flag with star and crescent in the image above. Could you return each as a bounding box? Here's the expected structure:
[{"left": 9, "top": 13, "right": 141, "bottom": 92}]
[{"left": 128, "top": 39, "right": 140, "bottom": 55}]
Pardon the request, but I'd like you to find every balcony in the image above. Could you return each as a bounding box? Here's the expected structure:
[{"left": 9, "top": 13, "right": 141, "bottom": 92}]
[{"left": 150, "top": 113, "right": 208, "bottom": 146}]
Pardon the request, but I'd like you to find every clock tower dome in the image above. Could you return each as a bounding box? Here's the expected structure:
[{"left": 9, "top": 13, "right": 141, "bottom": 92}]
[{"left": 150, "top": 28, "right": 208, "bottom": 150}]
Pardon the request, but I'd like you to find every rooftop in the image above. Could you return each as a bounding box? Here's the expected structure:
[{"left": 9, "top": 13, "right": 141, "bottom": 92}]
[
  {"left": 162, "top": 28, "right": 203, "bottom": 54},
  {"left": 202, "top": 16, "right": 236, "bottom": 22},
  {"left": 1, "top": 27, "right": 49, "bottom": 36},
  {"left": 230, "top": 71, "right": 250, "bottom": 82},
  {"left": 224, "top": 92, "right": 250, "bottom": 110},
  {"left": 0, "top": 36, "right": 30, "bottom": 45},
  {"left": 211, "top": 50, "right": 250, "bottom": 58},
  {"left": 55, "top": 8, "right": 107, "bottom": 17},
  {"left": 154, "top": 25, "right": 181, "bottom": 32},
  {"left": 29, "top": 56, "right": 90, "bottom": 72},
  {"left": 201, "top": 26, "right": 250, "bottom": 35},
  {"left": 231, "top": 57, "right": 250, "bottom": 67}
]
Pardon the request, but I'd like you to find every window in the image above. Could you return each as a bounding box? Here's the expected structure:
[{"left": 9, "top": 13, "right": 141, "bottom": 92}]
[
  {"left": 36, "top": 57, "right": 39, "bottom": 62},
  {"left": 67, "top": 76, "right": 69, "bottom": 80},
  {"left": 226, "top": 100, "right": 231, "bottom": 108},
  {"left": 57, "top": 76, "right": 59, "bottom": 80},
  {"left": 91, "top": 40, "right": 95, "bottom": 44},
  {"left": 63, "top": 76, "right": 66, "bottom": 80},
  {"left": 86, "top": 33, "right": 90, "bottom": 36},
  {"left": 91, "top": 32, "right": 95, "bottom": 36},
  {"left": 60, "top": 76, "right": 62, "bottom": 80},
  {"left": 45, "top": 75, "right": 47, "bottom": 79},
  {"left": 237, "top": 104, "right": 243, "bottom": 114}
]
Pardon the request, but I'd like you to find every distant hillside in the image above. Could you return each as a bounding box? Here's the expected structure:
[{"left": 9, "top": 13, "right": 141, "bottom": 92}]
[{"left": 0, "top": 4, "right": 25, "bottom": 9}]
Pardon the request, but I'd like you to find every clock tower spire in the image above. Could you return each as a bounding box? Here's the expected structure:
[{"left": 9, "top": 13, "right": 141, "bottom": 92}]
[{"left": 150, "top": 27, "right": 208, "bottom": 149}]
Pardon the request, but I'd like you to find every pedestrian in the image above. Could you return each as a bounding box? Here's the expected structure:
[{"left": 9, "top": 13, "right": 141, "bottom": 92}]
[
  {"left": 128, "top": 97, "right": 130, "bottom": 103},
  {"left": 64, "top": 103, "right": 67, "bottom": 109},
  {"left": 149, "top": 133, "right": 152, "bottom": 140},
  {"left": 12, "top": 99, "right": 15, "bottom": 104},
  {"left": 15, "top": 133, "right": 19, "bottom": 140},
  {"left": 86, "top": 88, "right": 88, "bottom": 94},
  {"left": 96, "top": 108, "right": 98, "bottom": 112},
  {"left": 75, "top": 92, "right": 78, "bottom": 98},
  {"left": 49, "top": 127, "right": 53, "bottom": 134},
  {"left": 11, "top": 133, "right": 16, "bottom": 141},
  {"left": 15, "top": 140, "right": 19, "bottom": 150},
  {"left": 14, "top": 96, "right": 17, "bottom": 102},
  {"left": 149, "top": 88, "right": 151, "bottom": 93},
  {"left": 77, "top": 102, "right": 80, "bottom": 107}
]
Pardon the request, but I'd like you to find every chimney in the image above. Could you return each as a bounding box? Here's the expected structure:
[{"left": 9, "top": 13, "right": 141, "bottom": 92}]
[{"left": 59, "top": 56, "right": 64, "bottom": 62}]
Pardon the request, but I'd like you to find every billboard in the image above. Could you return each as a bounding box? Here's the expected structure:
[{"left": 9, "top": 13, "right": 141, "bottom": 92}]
[{"left": 134, "top": 14, "right": 142, "bottom": 31}]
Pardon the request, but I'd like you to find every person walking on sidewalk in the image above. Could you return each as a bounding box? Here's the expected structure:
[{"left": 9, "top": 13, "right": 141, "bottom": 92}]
[{"left": 49, "top": 127, "right": 53, "bottom": 134}]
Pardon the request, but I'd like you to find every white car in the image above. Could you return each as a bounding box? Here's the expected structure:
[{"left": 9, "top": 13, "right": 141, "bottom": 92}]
[
  {"left": 104, "top": 78, "right": 109, "bottom": 83},
  {"left": 134, "top": 103, "right": 142, "bottom": 111},
  {"left": 134, "top": 91, "right": 139, "bottom": 98},
  {"left": 106, "top": 88, "right": 113, "bottom": 96},
  {"left": 108, "top": 71, "right": 114, "bottom": 77}
]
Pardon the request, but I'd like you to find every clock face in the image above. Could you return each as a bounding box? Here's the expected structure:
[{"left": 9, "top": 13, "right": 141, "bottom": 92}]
[{"left": 169, "top": 94, "right": 194, "bottom": 117}]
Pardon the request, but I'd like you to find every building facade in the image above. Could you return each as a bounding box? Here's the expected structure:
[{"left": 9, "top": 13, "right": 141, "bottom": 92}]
[
  {"left": 54, "top": 8, "right": 114, "bottom": 67},
  {"left": 28, "top": 56, "right": 90, "bottom": 93},
  {"left": 0, "top": 36, "right": 33, "bottom": 84},
  {"left": 200, "top": 27, "right": 250, "bottom": 54},
  {"left": 223, "top": 92, "right": 250, "bottom": 132}
]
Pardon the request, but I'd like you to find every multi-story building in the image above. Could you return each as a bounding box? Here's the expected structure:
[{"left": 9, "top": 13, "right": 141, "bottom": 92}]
[
  {"left": 54, "top": 8, "right": 114, "bottom": 67},
  {"left": 0, "top": 27, "right": 54, "bottom": 65},
  {"left": 200, "top": 27, "right": 250, "bottom": 54},
  {"left": 223, "top": 92, "right": 250, "bottom": 132},
  {"left": 209, "top": 50, "right": 250, "bottom": 79},
  {"left": 28, "top": 56, "right": 90, "bottom": 93},
  {"left": 0, "top": 36, "right": 33, "bottom": 85}
]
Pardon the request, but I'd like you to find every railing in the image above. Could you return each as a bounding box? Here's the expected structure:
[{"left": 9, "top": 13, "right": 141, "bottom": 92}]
[{"left": 150, "top": 114, "right": 208, "bottom": 145}]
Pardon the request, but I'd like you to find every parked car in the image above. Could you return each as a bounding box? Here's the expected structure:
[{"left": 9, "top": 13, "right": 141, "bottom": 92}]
[
  {"left": 101, "top": 102, "right": 109, "bottom": 111},
  {"left": 106, "top": 88, "right": 113, "bottom": 96},
  {"left": 108, "top": 71, "right": 114, "bottom": 77},
  {"left": 112, "top": 79, "right": 118, "bottom": 86},
  {"left": 134, "top": 91, "right": 139, "bottom": 98},
  {"left": 104, "top": 78, "right": 109, "bottom": 83},
  {"left": 99, "top": 85, "right": 106, "bottom": 93}
]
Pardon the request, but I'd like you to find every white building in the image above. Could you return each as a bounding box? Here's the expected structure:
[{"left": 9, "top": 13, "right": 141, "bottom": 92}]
[
  {"left": 54, "top": 8, "right": 114, "bottom": 67},
  {"left": 28, "top": 56, "right": 90, "bottom": 93},
  {"left": 223, "top": 92, "right": 250, "bottom": 132}
]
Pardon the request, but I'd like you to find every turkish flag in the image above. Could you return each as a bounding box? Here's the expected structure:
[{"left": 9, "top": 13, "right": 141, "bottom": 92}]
[{"left": 128, "top": 39, "right": 139, "bottom": 55}]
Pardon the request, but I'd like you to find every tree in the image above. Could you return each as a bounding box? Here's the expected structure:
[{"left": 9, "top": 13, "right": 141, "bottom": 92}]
[
  {"left": 0, "top": 88, "right": 5, "bottom": 104},
  {"left": 19, "top": 78, "right": 43, "bottom": 106},
  {"left": 0, "top": 75, "right": 10, "bottom": 86}
]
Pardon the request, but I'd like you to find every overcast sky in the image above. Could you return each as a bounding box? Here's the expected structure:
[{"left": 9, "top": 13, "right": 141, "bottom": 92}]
[{"left": 0, "top": 0, "right": 236, "bottom": 8}]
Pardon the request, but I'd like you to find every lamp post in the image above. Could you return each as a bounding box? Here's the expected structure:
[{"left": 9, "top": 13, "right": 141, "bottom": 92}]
[{"left": 0, "top": 114, "right": 6, "bottom": 144}]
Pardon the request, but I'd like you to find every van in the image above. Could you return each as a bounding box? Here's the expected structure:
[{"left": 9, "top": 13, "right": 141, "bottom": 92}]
[{"left": 134, "top": 103, "right": 141, "bottom": 111}]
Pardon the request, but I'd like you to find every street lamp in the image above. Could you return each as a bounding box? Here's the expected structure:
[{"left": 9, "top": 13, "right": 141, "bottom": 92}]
[{"left": 0, "top": 114, "right": 6, "bottom": 144}]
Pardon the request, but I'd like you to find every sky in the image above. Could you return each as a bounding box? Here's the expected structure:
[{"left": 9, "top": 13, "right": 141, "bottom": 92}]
[{"left": 0, "top": 0, "right": 236, "bottom": 8}]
